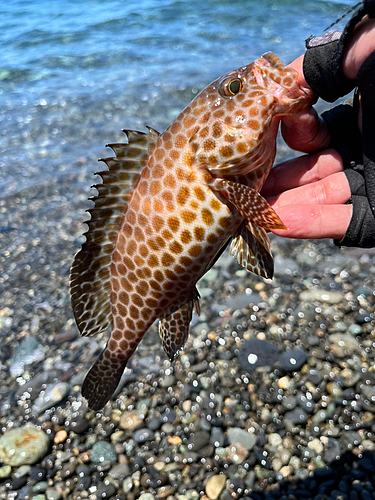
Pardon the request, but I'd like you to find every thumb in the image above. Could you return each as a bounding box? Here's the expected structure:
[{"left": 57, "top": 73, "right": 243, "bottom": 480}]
[{"left": 281, "top": 108, "right": 330, "bottom": 152}]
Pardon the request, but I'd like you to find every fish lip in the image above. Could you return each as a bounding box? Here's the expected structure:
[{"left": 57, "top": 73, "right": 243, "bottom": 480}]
[{"left": 300, "top": 85, "right": 317, "bottom": 104}]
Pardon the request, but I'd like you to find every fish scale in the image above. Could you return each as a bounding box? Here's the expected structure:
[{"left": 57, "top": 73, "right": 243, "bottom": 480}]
[{"left": 70, "top": 52, "right": 313, "bottom": 410}]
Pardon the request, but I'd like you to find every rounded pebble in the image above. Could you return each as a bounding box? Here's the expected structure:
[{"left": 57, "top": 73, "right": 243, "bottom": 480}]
[
  {"left": 205, "top": 474, "right": 226, "bottom": 499},
  {"left": 238, "top": 338, "right": 278, "bottom": 372},
  {"left": 90, "top": 441, "right": 117, "bottom": 464},
  {"left": 278, "top": 349, "right": 307, "bottom": 372},
  {"left": 0, "top": 426, "right": 50, "bottom": 466}
]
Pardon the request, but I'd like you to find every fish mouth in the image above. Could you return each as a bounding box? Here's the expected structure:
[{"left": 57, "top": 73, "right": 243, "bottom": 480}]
[{"left": 253, "top": 54, "right": 314, "bottom": 103}]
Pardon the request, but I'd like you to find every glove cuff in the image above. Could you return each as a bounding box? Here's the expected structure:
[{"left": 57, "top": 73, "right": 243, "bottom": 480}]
[{"left": 303, "top": 0, "right": 375, "bottom": 102}]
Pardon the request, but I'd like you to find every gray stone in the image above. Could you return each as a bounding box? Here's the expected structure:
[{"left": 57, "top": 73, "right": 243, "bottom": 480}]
[
  {"left": 284, "top": 408, "right": 309, "bottom": 425},
  {"left": 9, "top": 337, "right": 45, "bottom": 377},
  {"left": 329, "top": 333, "right": 360, "bottom": 352},
  {"left": 227, "top": 428, "right": 257, "bottom": 451},
  {"left": 278, "top": 349, "right": 307, "bottom": 372},
  {"left": 32, "top": 382, "right": 70, "bottom": 414},
  {"left": 133, "top": 428, "right": 155, "bottom": 443},
  {"left": 238, "top": 338, "right": 278, "bottom": 373},
  {"left": 189, "top": 430, "right": 210, "bottom": 451},
  {"left": 227, "top": 293, "right": 262, "bottom": 309},
  {"left": 300, "top": 289, "right": 343, "bottom": 304},
  {"left": 90, "top": 441, "right": 117, "bottom": 464}
]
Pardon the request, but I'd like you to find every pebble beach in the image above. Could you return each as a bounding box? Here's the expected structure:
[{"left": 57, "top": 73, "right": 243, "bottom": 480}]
[
  {"left": 1, "top": 0, "right": 375, "bottom": 499},
  {"left": 1, "top": 178, "right": 375, "bottom": 499}
]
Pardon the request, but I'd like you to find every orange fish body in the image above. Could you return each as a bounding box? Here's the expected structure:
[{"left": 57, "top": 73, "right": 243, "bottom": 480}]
[{"left": 70, "top": 52, "right": 313, "bottom": 410}]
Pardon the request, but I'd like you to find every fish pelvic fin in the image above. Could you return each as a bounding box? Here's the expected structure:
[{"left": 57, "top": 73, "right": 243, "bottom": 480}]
[
  {"left": 159, "top": 290, "right": 200, "bottom": 362},
  {"left": 70, "top": 128, "right": 159, "bottom": 337},
  {"left": 230, "top": 221, "right": 274, "bottom": 279},
  {"left": 210, "top": 178, "right": 287, "bottom": 230},
  {"left": 82, "top": 348, "right": 128, "bottom": 410}
]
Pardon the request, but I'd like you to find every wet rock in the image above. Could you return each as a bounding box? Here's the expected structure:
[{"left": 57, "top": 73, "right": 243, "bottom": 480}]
[
  {"left": 306, "top": 368, "right": 323, "bottom": 385},
  {"left": 278, "top": 349, "right": 307, "bottom": 372},
  {"left": 119, "top": 409, "right": 144, "bottom": 430},
  {"left": 210, "top": 427, "right": 225, "bottom": 448},
  {"left": 0, "top": 425, "right": 50, "bottom": 466},
  {"left": 282, "top": 396, "right": 297, "bottom": 411},
  {"left": 90, "top": 441, "right": 117, "bottom": 464},
  {"left": 188, "top": 430, "right": 210, "bottom": 451},
  {"left": 329, "top": 333, "right": 360, "bottom": 352},
  {"left": 205, "top": 474, "right": 226, "bottom": 499},
  {"left": 300, "top": 289, "right": 344, "bottom": 304},
  {"left": 0, "top": 465, "right": 11, "bottom": 479},
  {"left": 65, "top": 416, "right": 90, "bottom": 434},
  {"left": 133, "top": 428, "right": 155, "bottom": 443},
  {"left": 227, "top": 292, "right": 262, "bottom": 309},
  {"left": 108, "top": 462, "right": 130, "bottom": 480},
  {"left": 283, "top": 408, "right": 309, "bottom": 425},
  {"left": 227, "top": 428, "right": 257, "bottom": 451},
  {"left": 274, "top": 256, "right": 300, "bottom": 275},
  {"left": 238, "top": 338, "right": 278, "bottom": 372},
  {"left": 30, "top": 467, "right": 47, "bottom": 481},
  {"left": 323, "top": 438, "right": 341, "bottom": 463},
  {"left": 226, "top": 443, "right": 248, "bottom": 464},
  {"left": 9, "top": 337, "right": 45, "bottom": 377},
  {"left": 14, "top": 465, "right": 31, "bottom": 478},
  {"left": 32, "top": 382, "right": 70, "bottom": 413},
  {"left": 348, "top": 324, "right": 362, "bottom": 335},
  {"left": 53, "top": 430, "right": 68, "bottom": 444}
]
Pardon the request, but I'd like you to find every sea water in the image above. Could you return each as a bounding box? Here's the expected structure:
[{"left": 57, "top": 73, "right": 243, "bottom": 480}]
[{"left": 0, "top": 0, "right": 352, "bottom": 198}]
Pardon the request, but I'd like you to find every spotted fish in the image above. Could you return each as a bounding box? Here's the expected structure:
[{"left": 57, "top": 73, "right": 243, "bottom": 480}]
[{"left": 70, "top": 52, "right": 313, "bottom": 410}]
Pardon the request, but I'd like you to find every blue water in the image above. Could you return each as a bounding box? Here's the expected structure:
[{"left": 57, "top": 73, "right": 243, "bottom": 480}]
[{"left": 0, "top": 0, "right": 352, "bottom": 197}]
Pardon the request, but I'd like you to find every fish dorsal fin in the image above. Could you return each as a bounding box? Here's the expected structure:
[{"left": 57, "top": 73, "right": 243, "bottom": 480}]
[
  {"left": 230, "top": 221, "right": 273, "bottom": 279},
  {"left": 70, "top": 128, "right": 159, "bottom": 337}
]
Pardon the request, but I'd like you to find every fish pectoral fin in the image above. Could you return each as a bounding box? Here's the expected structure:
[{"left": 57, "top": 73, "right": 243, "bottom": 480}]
[
  {"left": 159, "top": 294, "right": 199, "bottom": 362},
  {"left": 82, "top": 349, "right": 128, "bottom": 410},
  {"left": 230, "top": 222, "right": 274, "bottom": 279},
  {"left": 210, "top": 178, "right": 287, "bottom": 230}
]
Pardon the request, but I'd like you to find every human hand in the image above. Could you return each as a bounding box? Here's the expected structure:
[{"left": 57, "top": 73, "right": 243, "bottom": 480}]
[
  {"left": 262, "top": 149, "right": 352, "bottom": 239},
  {"left": 263, "top": 15, "right": 375, "bottom": 241},
  {"left": 262, "top": 54, "right": 352, "bottom": 240}
]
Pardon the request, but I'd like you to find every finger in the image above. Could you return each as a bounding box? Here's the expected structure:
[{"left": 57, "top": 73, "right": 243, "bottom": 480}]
[
  {"left": 280, "top": 56, "right": 330, "bottom": 153},
  {"left": 270, "top": 204, "right": 352, "bottom": 240},
  {"left": 268, "top": 171, "right": 351, "bottom": 209},
  {"left": 281, "top": 107, "right": 330, "bottom": 153},
  {"left": 287, "top": 55, "right": 308, "bottom": 88},
  {"left": 262, "top": 148, "right": 344, "bottom": 197}
]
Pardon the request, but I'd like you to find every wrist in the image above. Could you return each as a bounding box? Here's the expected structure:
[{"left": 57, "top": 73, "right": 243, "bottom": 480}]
[{"left": 342, "top": 16, "right": 375, "bottom": 79}]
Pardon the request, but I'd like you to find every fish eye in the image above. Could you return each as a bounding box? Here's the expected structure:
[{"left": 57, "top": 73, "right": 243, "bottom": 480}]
[{"left": 219, "top": 77, "right": 242, "bottom": 98}]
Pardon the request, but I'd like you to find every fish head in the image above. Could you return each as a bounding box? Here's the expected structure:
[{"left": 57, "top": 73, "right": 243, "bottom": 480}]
[{"left": 184, "top": 51, "right": 313, "bottom": 178}]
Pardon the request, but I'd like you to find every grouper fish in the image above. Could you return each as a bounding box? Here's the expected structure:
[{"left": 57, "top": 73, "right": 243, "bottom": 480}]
[{"left": 70, "top": 52, "right": 313, "bottom": 410}]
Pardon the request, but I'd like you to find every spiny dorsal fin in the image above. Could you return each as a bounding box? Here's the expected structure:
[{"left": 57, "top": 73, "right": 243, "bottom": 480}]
[{"left": 70, "top": 128, "right": 159, "bottom": 337}]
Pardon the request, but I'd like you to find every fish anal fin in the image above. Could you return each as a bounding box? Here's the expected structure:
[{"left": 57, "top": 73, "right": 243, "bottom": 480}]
[
  {"left": 230, "top": 222, "right": 274, "bottom": 279},
  {"left": 159, "top": 290, "right": 200, "bottom": 361},
  {"left": 82, "top": 348, "right": 128, "bottom": 410},
  {"left": 211, "top": 178, "right": 287, "bottom": 230},
  {"left": 70, "top": 128, "right": 159, "bottom": 338}
]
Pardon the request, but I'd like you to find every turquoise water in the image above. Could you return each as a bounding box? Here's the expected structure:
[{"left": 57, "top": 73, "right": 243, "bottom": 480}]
[{"left": 0, "top": 0, "right": 352, "bottom": 196}]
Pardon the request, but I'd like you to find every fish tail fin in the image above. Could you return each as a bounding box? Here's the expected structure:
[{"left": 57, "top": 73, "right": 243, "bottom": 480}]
[{"left": 82, "top": 349, "right": 128, "bottom": 411}]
